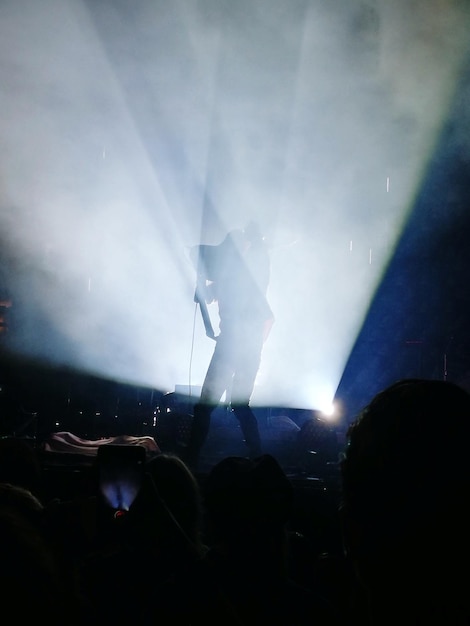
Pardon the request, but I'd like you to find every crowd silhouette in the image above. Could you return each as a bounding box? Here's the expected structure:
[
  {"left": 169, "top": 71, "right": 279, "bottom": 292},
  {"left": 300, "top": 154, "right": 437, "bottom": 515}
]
[{"left": 0, "top": 377, "right": 469, "bottom": 624}]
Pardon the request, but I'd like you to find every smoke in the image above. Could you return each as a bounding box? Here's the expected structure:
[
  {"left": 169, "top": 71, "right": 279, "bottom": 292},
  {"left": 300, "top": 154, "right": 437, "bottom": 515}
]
[{"left": 0, "top": 0, "right": 468, "bottom": 408}]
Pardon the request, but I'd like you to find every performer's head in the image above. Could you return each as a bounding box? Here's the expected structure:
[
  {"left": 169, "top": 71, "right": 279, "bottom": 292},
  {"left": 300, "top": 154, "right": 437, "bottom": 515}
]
[{"left": 221, "top": 229, "right": 248, "bottom": 256}]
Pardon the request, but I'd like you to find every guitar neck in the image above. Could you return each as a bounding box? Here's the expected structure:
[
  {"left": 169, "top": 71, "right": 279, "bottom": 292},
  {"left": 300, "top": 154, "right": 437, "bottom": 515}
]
[{"left": 194, "top": 286, "right": 216, "bottom": 340}]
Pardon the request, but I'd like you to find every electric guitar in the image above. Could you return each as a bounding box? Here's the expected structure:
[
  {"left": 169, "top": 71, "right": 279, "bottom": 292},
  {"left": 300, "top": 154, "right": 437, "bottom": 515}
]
[
  {"left": 194, "top": 281, "right": 216, "bottom": 340},
  {"left": 191, "top": 243, "right": 218, "bottom": 340}
]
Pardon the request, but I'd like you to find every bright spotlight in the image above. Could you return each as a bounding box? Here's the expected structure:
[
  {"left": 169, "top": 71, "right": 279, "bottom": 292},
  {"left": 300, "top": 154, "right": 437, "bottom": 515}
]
[
  {"left": 320, "top": 404, "right": 335, "bottom": 418},
  {"left": 319, "top": 400, "right": 342, "bottom": 423}
]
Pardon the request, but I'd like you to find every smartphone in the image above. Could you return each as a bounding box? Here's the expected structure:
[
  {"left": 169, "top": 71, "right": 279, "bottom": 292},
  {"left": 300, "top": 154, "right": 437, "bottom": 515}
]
[{"left": 96, "top": 444, "right": 146, "bottom": 519}]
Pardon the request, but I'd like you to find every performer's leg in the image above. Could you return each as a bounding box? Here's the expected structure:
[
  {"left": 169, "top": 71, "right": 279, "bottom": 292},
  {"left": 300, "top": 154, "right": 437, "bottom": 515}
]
[
  {"left": 231, "top": 345, "right": 263, "bottom": 459},
  {"left": 231, "top": 404, "right": 262, "bottom": 459},
  {"left": 184, "top": 402, "right": 213, "bottom": 470},
  {"left": 184, "top": 339, "right": 232, "bottom": 469}
]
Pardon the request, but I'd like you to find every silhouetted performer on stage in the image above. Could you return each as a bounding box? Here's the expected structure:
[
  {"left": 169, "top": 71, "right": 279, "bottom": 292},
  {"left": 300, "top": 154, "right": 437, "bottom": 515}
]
[{"left": 185, "top": 222, "right": 274, "bottom": 469}]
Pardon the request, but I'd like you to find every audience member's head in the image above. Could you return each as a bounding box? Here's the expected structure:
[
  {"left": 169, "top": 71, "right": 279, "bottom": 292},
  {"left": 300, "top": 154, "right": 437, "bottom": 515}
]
[
  {"left": 203, "top": 454, "right": 293, "bottom": 562},
  {"left": 0, "top": 436, "right": 43, "bottom": 499},
  {"left": 0, "top": 482, "right": 72, "bottom": 624},
  {"left": 146, "top": 452, "right": 204, "bottom": 553},
  {"left": 340, "top": 378, "right": 470, "bottom": 623},
  {"left": 201, "top": 455, "right": 341, "bottom": 626}
]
